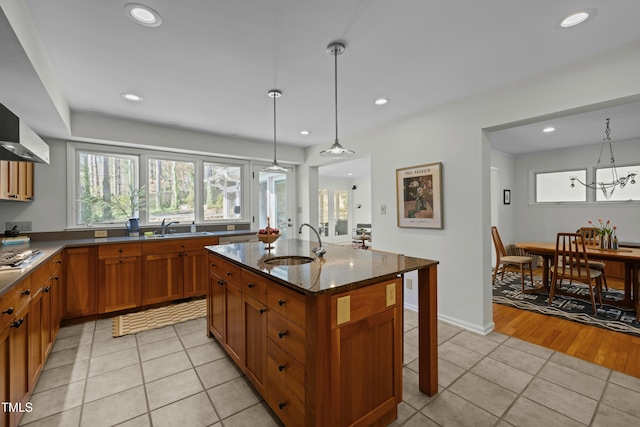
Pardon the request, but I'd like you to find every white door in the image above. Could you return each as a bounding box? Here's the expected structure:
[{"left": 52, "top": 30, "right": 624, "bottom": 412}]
[
  {"left": 318, "top": 186, "right": 351, "bottom": 244},
  {"left": 253, "top": 165, "right": 295, "bottom": 239}
]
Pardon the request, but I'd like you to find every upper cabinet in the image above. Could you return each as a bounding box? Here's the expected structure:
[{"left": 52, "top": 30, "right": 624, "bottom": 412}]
[{"left": 0, "top": 160, "right": 34, "bottom": 201}]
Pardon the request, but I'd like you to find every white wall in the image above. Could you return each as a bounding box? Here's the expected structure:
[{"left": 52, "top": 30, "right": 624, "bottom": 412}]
[
  {"left": 352, "top": 176, "right": 372, "bottom": 226},
  {"left": 512, "top": 139, "right": 640, "bottom": 243},
  {"left": 299, "top": 41, "right": 640, "bottom": 334},
  {"left": 490, "top": 151, "right": 516, "bottom": 246}
]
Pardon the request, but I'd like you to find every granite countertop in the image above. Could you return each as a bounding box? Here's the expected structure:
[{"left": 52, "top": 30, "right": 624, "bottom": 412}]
[
  {"left": 0, "top": 229, "right": 256, "bottom": 296},
  {"left": 206, "top": 239, "right": 438, "bottom": 295}
]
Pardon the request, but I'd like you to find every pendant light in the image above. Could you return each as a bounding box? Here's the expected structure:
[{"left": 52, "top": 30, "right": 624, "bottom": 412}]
[
  {"left": 320, "top": 42, "right": 355, "bottom": 158},
  {"left": 569, "top": 118, "right": 636, "bottom": 199},
  {"left": 262, "top": 89, "right": 289, "bottom": 172}
]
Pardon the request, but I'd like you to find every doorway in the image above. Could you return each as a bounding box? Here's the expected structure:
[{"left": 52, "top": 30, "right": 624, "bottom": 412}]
[
  {"left": 318, "top": 186, "right": 351, "bottom": 244},
  {"left": 254, "top": 165, "right": 295, "bottom": 240}
]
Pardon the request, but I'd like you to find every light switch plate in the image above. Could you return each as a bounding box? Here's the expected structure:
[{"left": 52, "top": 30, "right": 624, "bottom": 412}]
[
  {"left": 337, "top": 296, "right": 351, "bottom": 325},
  {"left": 405, "top": 278, "right": 413, "bottom": 289},
  {"left": 381, "top": 204, "right": 387, "bottom": 215},
  {"left": 386, "top": 283, "right": 396, "bottom": 306}
]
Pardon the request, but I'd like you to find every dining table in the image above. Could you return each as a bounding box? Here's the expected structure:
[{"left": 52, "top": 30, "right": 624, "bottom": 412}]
[{"left": 516, "top": 241, "right": 640, "bottom": 318}]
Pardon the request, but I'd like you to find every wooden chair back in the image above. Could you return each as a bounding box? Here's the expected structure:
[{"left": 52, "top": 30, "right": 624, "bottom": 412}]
[
  {"left": 554, "top": 232, "right": 592, "bottom": 281},
  {"left": 578, "top": 227, "right": 601, "bottom": 247},
  {"left": 491, "top": 226, "right": 507, "bottom": 259}
]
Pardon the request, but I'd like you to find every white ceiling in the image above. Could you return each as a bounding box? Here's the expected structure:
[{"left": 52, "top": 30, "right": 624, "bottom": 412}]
[{"left": 1, "top": 1, "right": 640, "bottom": 156}]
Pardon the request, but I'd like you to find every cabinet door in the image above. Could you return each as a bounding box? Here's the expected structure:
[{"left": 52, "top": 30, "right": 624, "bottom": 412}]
[
  {"left": 9, "top": 304, "right": 30, "bottom": 427},
  {"left": 242, "top": 294, "right": 267, "bottom": 396},
  {"left": 18, "top": 161, "right": 34, "bottom": 201},
  {"left": 28, "top": 290, "right": 43, "bottom": 390},
  {"left": 0, "top": 327, "right": 9, "bottom": 427},
  {"left": 223, "top": 283, "right": 243, "bottom": 365},
  {"left": 63, "top": 247, "right": 97, "bottom": 318},
  {"left": 142, "top": 252, "right": 182, "bottom": 305},
  {"left": 209, "top": 274, "right": 224, "bottom": 341},
  {"left": 182, "top": 249, "right": 208, "bottom": 298},
  {"left": 99, "top": 256, "right": 142, "bottom": 313},
  {"left": 0, "top": 160, "right": 19, "bottom": 200},
  {"left": 41, "top": 280, "right": 53, "bottom": 360}
]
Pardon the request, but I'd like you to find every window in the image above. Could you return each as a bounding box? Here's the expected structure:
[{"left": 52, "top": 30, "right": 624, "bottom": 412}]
[
  {"left": 595, "top": 165, "right": 640, "bottom": 201},
  {"left": 535, "top": 170, "right": 586, "bottom": 202},
  {"left": 203, "top": 163, "right": 242, "bottom": 220},
  {"left": 148, "top": 158, "right": 195, "bottom": 223},
  {"left": 76, "top": 151, "right": 139, "bottom": 225},
  {"left": 70, "top": 143, "right": 247, "bottom": 228}
]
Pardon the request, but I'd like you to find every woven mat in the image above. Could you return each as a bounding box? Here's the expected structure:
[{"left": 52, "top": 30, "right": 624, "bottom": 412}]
[{"left": 112, "top": 299, "right": 206, "bottom": 337}]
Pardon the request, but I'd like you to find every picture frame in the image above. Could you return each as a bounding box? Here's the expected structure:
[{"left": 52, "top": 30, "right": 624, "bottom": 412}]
[
  {"left": 503, "top": 189, "right": 511, "bottom": 205},
  {"left": 396, "top": 162, "right": 443, "bottom": 229}
]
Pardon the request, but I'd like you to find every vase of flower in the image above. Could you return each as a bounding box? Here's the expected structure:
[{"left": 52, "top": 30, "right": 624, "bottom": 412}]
[{"left": 600, "top": 234, "right": 611, "bottom": 249}]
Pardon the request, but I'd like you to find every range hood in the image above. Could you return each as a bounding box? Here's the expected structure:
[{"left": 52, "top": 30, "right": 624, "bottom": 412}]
[{"left": 0, "top": 103, "right": 50, "bottom": 164}]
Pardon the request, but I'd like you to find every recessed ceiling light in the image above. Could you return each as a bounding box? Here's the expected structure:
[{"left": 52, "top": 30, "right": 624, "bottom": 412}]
[
  {"left": 121, "top": 93, "right": 143, "bottom": 102},
  {"left": 561, "top": 11, "right": 589, "bottom": 27},
  {"left": 374, "top": 98, "right": 389, "bottom": 105},
  {"left": 124, "top": 3, "right": 162, "bottom": 27},
  {"left": 300, "top": 130, "right": 310, "bottom": 135},
  {"left": 542, "top": 126, "right": 556, "bottom": 133},
  {"left": 348, "top": 173, "right": 353, "bottom": 176}
]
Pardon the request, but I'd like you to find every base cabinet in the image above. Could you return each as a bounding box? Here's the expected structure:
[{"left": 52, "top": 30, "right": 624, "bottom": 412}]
[
  {"left": 98, "top": 244, "right": 142, "bottom": 313},
  {"left": 207, "top": 253, "right": 403, "bottom": 427},
  {"left": 63, "top": 247, "right": 97, "bottom": 318}
]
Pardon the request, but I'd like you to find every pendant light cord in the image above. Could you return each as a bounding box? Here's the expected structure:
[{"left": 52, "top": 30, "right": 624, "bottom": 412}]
[
  {"left": 273, "top": 92, "right": 277, "bottom": 161},
  {"left": 334, "top": 47, "right": 339, "bottom": 143}
]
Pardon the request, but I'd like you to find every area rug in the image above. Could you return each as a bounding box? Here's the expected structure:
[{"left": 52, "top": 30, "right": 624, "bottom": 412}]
[
  {"left": 492, "top": 271, "right": 640, "bottom": 337},
  {"left": 112, "top": 299, "right": 207, "bottom": 337}
]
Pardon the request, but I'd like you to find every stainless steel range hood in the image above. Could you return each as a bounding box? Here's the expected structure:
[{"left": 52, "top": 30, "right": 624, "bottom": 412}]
[{"left": 0, "top": 104, "right": 50, "bottom": 164}]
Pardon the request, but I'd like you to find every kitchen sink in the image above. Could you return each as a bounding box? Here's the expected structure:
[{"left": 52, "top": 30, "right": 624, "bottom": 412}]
[{"left": 263, "top": 256, "right": 315, "bottom": 266}]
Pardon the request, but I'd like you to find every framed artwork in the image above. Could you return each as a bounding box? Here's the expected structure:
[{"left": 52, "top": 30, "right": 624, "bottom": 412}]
[
  {"left": 396, "top": 162, "right": 443, "bottom": 229},
  {"left": 503, "top": 189, "right": 511, "bottom": 205}
]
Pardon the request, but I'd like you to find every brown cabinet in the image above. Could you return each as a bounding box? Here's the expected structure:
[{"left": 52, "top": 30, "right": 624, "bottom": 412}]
[
  {"left": 207, "top": 252, "right": 405, "bottom": 427},
  {"left": 0, "top": 160, "right": 34, "bottom": 201},
  {"left": 143, "top": 238, "right": 218, "bottom": 305},
  {"left": 63, "top": 246, "right": 97, "bottom": 318},
  {"left": 207, "top": 254, "right": 243, "bottom": 364},
  {"left": 98, "top": 244, "right": 142, "bottom": 313}
]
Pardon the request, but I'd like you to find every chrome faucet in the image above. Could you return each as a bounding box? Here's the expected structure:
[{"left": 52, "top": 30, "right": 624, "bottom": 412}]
[
  {"left": 298, "top": 223, "right": 326, "bottom": 257},
  {"left": 160, "top": 219, "right": 180, "bottom": 236}
]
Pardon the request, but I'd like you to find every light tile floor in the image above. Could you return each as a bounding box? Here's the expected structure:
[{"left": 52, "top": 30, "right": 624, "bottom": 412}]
[{"left": 18, "top": 310, "right": 640, "bottom": 427}]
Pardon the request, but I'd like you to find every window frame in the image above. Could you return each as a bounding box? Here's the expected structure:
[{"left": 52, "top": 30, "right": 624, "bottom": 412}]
[
  {"left": 532, "top": 168, "right": 588, "bottom": 204},
  {"left": 594, "top": 163, "right": 640, "bottom": 202},
  {"left": 67, "top": 142, "right": 250, "bottom": 229}
]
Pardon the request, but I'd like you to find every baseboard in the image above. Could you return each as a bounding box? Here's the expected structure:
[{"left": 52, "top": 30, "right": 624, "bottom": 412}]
[{"left": 403, "top": 304, "right": 495, "bottom": 336}]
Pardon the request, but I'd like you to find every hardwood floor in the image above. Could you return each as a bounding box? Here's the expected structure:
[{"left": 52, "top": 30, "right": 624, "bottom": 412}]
[{"left": 493, "top": 269, "right": 640, "bottom": 378}]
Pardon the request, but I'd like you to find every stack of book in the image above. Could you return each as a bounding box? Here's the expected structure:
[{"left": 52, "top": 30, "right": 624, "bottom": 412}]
[{"left": 1, "top": 236, "right": 30, "bottom": 245}]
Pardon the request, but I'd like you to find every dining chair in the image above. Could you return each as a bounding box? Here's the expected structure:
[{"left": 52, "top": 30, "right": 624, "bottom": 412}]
[
  {"left": 577, "top": 227, "right": 609, "bottom": 291},
  {"left": 549, "top": 232, "right": 603, "bottom": 315},
  {"left": 491, "top": 226, "right": 534, "bottom": 292}
]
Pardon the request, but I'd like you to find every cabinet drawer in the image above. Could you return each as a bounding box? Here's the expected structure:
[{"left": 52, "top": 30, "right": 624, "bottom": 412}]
[
  {"left": 208, "top": 255, "right": 241, "bottom": 287},
  {"left": 242, "top": 269, "right": 267, "bottom": 304},
  {"left": 143, "top": 238, "right": 216, "bottom": 254},
  {"left": 267, "top": 374, "right": 305, "bottom": 427},
  {"left": 267, "top": 311, "right": 306, "bottom": 364},
  {"left": 267, "top": 340, "right": 305, "bottom": 403},
  {"left": 1, "top": 285, "right": 20, "bottom": 329},
  {"left": 99, "top": 243, "right": 142, "bottom": 259},
  {"left": 30, "top": 261, "right": 52, "bottom": 288},
  {"left": 268, "top": 282, "right": 306, "bottom": 328}
]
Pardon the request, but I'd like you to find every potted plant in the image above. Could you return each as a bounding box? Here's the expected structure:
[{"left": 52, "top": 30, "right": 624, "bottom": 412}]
[{"left": 85, "top": 185, "right": 146, "bottom": 235}]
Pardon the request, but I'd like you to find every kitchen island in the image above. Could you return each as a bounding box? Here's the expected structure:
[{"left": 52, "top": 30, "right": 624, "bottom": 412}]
[{"left": 206, "top": 239, "right": 438, "bottom": 427}]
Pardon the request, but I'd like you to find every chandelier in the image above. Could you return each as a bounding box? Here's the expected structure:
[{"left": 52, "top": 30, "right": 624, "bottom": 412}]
[{"left": 569, "top": 118, "right": 636, "bottom": 199}]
